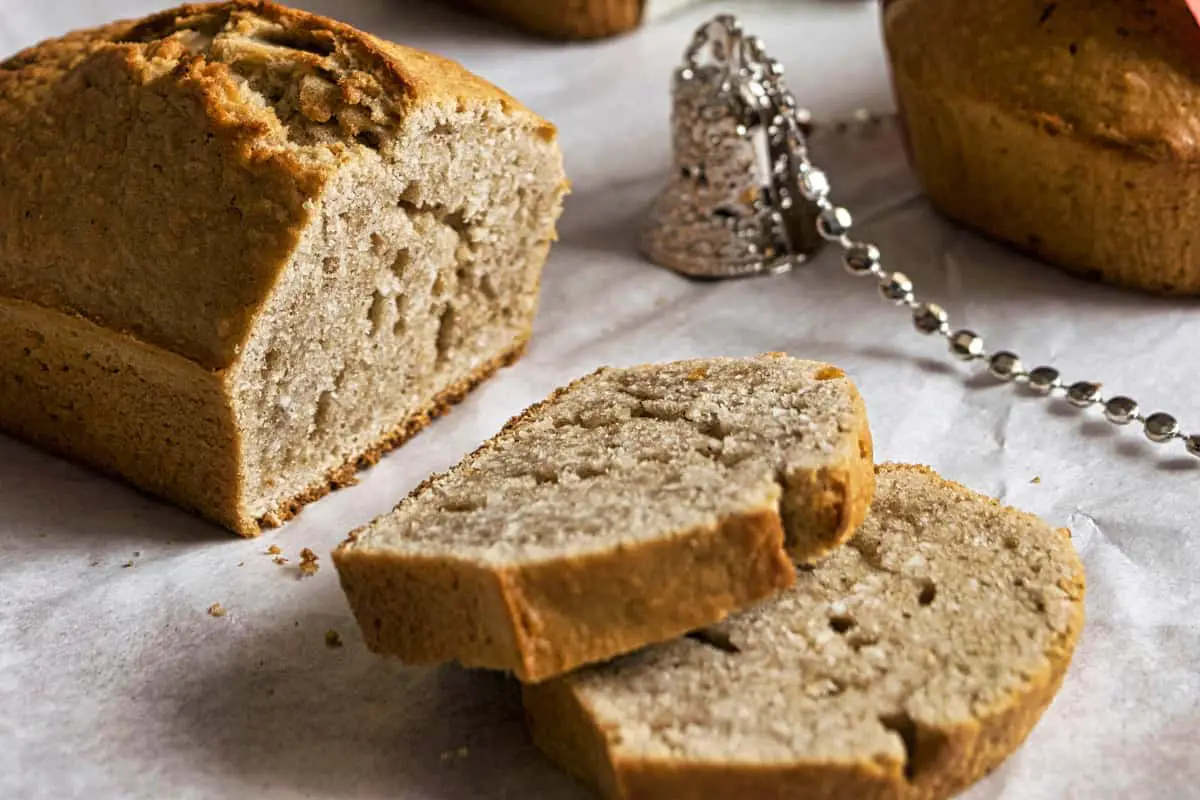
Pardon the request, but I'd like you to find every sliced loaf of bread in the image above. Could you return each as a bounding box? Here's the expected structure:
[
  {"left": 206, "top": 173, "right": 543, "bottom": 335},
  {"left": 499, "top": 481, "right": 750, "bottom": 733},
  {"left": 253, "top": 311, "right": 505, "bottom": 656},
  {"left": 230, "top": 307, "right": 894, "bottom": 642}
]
[
  {"left": 334, "top": 354, "right": 874, "bottom": 682},
  {"left": 523, "top": 464, "right": 1086, "bottom": 799},
  {"left": 0, "top": 2, "right": 566, "bottom": 535}
]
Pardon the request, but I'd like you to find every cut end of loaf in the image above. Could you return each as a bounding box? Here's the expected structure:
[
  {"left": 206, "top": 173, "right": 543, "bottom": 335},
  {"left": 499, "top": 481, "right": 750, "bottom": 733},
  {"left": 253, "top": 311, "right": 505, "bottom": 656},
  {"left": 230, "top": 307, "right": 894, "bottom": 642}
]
[
  {"left": 195, "top": 5, "right": 569, "bottom": 531},
  {"left": 334, "top": 354, "right": 873, "bottom": 680},
  {"left": 524, "top": 463, "right": 1086, "bottom": 799},
  {"left": 249, "top": 337, "right": 529, "bottom": 536}
]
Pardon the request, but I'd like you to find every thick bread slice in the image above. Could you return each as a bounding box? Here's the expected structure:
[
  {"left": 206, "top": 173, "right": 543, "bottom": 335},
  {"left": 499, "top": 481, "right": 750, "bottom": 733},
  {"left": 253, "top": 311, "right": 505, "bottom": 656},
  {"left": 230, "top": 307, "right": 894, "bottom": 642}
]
[
  {"left": 334, "top": 354, "right": 874, "bottom": 683},
  {"left": 0, "top": 2, "right": 566, "bottom": 535},
  {"left": 523, "top": 464, "right": 1086, "bottom": 800}
]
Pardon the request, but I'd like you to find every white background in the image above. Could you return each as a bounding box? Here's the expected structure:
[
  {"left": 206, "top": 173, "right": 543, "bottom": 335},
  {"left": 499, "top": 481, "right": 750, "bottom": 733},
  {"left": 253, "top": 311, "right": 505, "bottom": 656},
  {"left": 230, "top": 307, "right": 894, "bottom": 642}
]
[{"left": 1, "top": 1, "right": 1197, "bottom": 798}]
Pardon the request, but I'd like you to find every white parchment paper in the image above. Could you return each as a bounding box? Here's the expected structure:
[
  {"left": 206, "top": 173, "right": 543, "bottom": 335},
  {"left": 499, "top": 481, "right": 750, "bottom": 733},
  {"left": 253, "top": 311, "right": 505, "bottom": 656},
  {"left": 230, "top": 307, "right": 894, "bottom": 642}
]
[{"left": 1, "top": 1, "right": 1197, "bottom": 798}]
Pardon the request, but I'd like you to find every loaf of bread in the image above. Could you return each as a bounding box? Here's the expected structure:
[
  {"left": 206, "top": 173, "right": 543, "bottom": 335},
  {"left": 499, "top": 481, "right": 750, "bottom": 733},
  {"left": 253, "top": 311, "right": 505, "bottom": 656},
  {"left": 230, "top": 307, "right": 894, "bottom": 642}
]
[
  {"left": 447, "top": 0, "right": 701, "bottom": 40},
  {"left": 885, "top": 0, "right": 1200, "bottom": 294},
  {"left": 524, "top": 464, "right": 1086, "bottom": 799},
  {"left": 0, "top": 1, "right": 567, "bottom": 535},
  {"left": 334, "top": 354, "right": 874, "bottom": 682}
]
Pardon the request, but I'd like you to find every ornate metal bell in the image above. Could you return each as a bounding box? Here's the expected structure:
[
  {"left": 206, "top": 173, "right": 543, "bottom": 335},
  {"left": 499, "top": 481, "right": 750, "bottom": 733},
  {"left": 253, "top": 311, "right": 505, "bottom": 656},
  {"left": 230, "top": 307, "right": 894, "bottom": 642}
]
[{"left": 641, "top": 16, "right": 826, "bottom": 279}]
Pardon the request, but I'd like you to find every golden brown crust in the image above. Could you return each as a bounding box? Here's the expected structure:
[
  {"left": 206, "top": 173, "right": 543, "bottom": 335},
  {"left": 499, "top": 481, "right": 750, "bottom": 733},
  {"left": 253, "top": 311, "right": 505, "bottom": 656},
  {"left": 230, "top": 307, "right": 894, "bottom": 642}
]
[
  {"left": 524, "top": 463, "right": 1087, "bottom": 799},
  {"left": 0, "top": 286, "right": 527, "bottom": 536},
  {"left": 450, "top": 0, "right": 645, "bottom": 40},
  {"left": 0, "top": 295, "right": 243, "bottom": 531},
  {"left": 885, "top": 0, "right": 1200, "bottom": 162},
  {"left": 885, "top": 0, "right": 1200, "bottom": 294},
  {"left": 523, "top": 678, "right": 626, "bottom": 798},
  {"left": 0, "top": 1, "right": 553, "bottom": 369},
  {"left": 334, "top": 501, "right": 795, "bottom": 683},
  {"left": 257, "top": 338, "right": 529, "bottom": 534},
  {"left": 784, "top": 382, "right": 875, "bottom": 564}
]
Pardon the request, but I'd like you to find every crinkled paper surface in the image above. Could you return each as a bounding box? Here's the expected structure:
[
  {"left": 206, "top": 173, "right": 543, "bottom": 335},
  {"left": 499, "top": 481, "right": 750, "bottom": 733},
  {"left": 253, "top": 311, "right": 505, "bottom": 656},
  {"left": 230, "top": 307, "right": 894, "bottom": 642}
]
[{"left": 1, "top": 1, "right": 1197, "bottom": 798}]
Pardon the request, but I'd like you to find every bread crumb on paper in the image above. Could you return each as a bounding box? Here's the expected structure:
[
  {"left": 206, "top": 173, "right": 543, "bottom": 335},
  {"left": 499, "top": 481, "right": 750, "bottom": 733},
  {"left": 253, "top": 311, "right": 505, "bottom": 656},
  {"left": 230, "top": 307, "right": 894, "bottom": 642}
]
[
  {"left": 273, "top": 556, "right": 289, "bottom": 566},
  {"left": 299, "top": 548, "right": 320, "bottom": 577},
  {"left": 207, "top": 602, "right": 227, "bottom": 618},
  {"left": 325, "top": 630, "right": 343, "bottom": 648},
  {"left": 266, "top": 544, "right": 282, "bottom": 555},
  {"left": 1030, "top": 476, "right": 1042, "bottom": 484}
]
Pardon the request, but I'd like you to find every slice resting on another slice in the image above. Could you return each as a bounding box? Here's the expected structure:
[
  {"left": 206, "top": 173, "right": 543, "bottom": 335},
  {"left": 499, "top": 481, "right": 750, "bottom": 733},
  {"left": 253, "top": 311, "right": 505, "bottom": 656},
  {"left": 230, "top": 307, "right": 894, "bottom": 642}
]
[
  {"left": 523, "top": 464, "right": 1086, "bottom": 799},
  {"left": 334, "top": 354, "right": 874, "bottom": 682}
]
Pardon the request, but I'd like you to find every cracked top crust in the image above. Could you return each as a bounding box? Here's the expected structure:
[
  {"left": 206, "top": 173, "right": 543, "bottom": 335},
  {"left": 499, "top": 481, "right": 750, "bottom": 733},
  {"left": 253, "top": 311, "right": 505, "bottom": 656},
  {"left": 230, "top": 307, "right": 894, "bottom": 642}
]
[
  {"left": 524, "top": 463, "right": 1086, "bottom": 799},
  {"left": 0, "top": 1, "right": 554, "bottom": 370},
  {"left": 339, "top": 353, "right": 874, "bottom": 565},
  {"left": 884, "top": 0, "right": 1200, "bottom": 162}
]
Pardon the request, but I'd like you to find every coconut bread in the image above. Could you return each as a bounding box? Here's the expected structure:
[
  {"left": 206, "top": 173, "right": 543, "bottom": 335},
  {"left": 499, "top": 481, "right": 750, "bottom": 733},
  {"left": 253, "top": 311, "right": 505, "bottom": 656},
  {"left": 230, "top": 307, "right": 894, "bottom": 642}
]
[
  {"left": 333, "top": 354, "right": 875, "bottom": 683},
  {"left": 0, "top": 1, "right": 568, "bottom": 534},
  {"left": 524, "top": 464, "right": 1086, "bottom": 799}
]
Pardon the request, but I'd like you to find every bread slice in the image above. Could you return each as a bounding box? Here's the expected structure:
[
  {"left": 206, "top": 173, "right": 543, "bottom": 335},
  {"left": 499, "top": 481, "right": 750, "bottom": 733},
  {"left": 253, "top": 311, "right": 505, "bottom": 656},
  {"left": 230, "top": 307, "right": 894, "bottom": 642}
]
[
  {"left": 333, "top": 354, "right": 874, "bottom": 683},
  {"left": 524, "top": 464, "right": 1086, "bottom": 799},
  {"left": 0, "top": 2, "right": 567, "bottom": 535}
]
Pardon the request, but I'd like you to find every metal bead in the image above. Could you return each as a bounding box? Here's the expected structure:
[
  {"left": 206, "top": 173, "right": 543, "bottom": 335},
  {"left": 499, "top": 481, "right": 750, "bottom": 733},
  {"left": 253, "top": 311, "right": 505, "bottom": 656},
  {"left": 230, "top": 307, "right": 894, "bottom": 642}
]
[
  {"left": 1026, "top": 366, "right": 1061, "bottom": 394},
  {"left": 1186, "top": 435, "right": 1200, "bottom": 457},
  {"left": 1144, "top": 412, "right": 1180, "bottom": 443},
  {"left": 843, "top": 243, "right": 880, "bottom": 276},
  {"left": 1103, "top": 396, "right": 1138, "bottom": 425},
  {"left": 879, "top": 272, "right": 914, "bottom": 305},
  {"left": 816, "top": 206, "right": 852, "bottom": 240},
  {"left": 948, "top": 329, "right": 984, "bottom": 360},
  {"left": 798, "top": 167, "right": 830, "bottom": 201},
  {"left": 1065, "top": 381, "right": 1101, "bottom": 408},
  {"left": 912, "top": 303, "right": 949, "bottom": 335},
  {"left": 988, "top": 351, "right": 1022, "bottom": 381}
]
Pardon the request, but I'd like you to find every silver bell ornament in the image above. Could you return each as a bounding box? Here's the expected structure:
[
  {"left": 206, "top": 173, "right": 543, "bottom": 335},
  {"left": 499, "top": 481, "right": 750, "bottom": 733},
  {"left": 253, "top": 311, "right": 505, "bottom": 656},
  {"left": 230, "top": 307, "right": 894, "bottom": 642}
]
[
  {"left": 641, "top": 15, "right": 825, "bottom": 279},
  {"left": 638, "top": 12, "right": 1200, "bottom": 461}
]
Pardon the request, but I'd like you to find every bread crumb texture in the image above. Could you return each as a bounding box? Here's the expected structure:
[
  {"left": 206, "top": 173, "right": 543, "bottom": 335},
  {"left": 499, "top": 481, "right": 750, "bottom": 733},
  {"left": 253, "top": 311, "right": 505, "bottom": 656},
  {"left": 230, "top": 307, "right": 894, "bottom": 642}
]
[
  {"left": 524, "top": 464, "right": 1086, "bottom": 800},
  {"left": 207, "top": 602, "right": 227, "bottom": 618},
  {"left": 0, "top": 1, "right": 567, "bottom": 534},
  {"left": 342, "top": 354, "right": 872, "bottom": 565},
  {"left": 333, "top": 354, "right": 874, "bottom": 682}
]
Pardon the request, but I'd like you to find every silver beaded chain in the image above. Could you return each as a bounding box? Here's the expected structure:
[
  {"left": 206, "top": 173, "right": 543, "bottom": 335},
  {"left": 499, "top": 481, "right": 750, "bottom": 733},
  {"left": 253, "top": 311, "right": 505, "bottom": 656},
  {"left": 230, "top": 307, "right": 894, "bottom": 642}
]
[{"left": 687, "top": 15, "right": 1200, "bottom": 458}]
